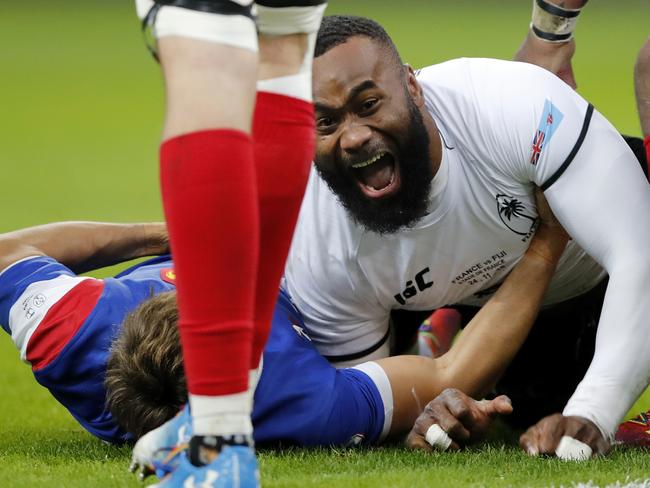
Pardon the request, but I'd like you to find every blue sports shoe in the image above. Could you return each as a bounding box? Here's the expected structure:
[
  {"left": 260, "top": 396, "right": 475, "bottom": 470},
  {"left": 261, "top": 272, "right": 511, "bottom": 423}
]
[
  {"left": 152, "top": 445, "right": 260, "bottom": 488},
  {"left": 130, "top": 405, "right": 193, "bottom": 480}
]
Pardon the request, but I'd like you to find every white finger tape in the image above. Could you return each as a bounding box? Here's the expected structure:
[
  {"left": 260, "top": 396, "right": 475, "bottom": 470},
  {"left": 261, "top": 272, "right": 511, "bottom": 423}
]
[
  {"left": 425, "top": 424, "right": 452, "bottom": 451},
  {"left": 555, "top": 436, "right": 592, "bottom": 461}
]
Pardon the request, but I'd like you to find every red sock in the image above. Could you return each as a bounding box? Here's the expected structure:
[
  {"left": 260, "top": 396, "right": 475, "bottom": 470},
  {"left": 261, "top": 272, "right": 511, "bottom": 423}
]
[
  {"left": 644, "top": 135, "right": 650, "bottom": 181},
  {"left": 251, "top": 92, "right": 315, "bottom": 368},
  {"left": 160, "top": 130, "right": 258, "bottom": 396}
]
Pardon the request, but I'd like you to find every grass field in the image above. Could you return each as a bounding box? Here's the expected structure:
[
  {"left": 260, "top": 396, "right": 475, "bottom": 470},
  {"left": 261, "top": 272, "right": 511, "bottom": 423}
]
[{"left": 1, "top": 1, "right": 649, "bottom": 486}]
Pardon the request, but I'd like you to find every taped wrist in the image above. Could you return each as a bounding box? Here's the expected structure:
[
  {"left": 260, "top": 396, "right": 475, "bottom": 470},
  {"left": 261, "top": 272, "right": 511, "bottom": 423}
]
[
  {"left": 136, "top": 0, "right": 257, "bottom": 60},
  {"left": 530, "top": 0, "right": 582, "bottom": 43}
]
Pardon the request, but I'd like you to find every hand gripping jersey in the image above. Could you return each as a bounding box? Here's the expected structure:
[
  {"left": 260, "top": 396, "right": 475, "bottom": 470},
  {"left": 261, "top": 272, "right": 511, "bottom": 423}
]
[
  {"left": 285, "top": 58, "right": 650, "bottom": 438},
  {"left": 0, "top": 256, "right": 390, "bottom": 445}
]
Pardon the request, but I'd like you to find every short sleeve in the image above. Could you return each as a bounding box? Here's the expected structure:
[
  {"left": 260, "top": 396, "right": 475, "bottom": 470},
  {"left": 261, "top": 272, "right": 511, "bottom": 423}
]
[
  {"left": 252, "top": 292, "right": 389, "bottom": 446},
  {"left": 0, "top": 256, "right": 103, "bottom": 368}
]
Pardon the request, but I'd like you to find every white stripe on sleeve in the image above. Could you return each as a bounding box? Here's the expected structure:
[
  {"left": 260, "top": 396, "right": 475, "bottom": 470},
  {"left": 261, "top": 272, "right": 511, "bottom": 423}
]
[
  {"left": 9, "top": 275, "right": 90, "bottom": 362},
  {"left": 351, "top": 361, "right": 394, "bottom": 442}
]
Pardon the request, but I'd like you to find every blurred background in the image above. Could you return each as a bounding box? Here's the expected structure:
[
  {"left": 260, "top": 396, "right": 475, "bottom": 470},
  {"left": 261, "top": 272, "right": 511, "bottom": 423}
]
[{"left": 0, "top": 0, "right": 648, "bottom": 436}]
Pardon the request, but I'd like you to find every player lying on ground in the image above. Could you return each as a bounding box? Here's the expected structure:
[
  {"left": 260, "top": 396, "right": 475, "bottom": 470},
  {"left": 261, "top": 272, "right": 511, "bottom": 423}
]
[
  {"left": 283, "top": 15, "right": 650, "bottom": 459},
  {"left": 0, "top": 195, "right": 564, "bottom": 451}
]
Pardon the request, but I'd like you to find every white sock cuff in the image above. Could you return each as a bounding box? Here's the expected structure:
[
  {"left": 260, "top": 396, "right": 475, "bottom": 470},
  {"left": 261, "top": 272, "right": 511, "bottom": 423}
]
[
  {"left": 189, "top": 392, "right": 253, "bottom": 436},
  {"left": 255, "top": 4, "right": 327, "bottom": 35},
  {"left": 257, "top": 70, "right": 313, "bottom": 102},
  {"left": 136, "top": 0, "right": 258, "bottom": 52}
]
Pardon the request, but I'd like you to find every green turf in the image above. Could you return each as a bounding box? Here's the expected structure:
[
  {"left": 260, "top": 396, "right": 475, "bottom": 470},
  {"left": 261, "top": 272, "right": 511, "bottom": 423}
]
[{"left": 1, "top": 1, "right": 649, "bottom": 486}]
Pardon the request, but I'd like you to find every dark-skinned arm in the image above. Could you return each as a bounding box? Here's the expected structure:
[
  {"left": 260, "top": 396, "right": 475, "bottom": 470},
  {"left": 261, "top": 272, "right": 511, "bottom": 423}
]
[
  {"left": 372, "top": 191, "right": 569, "bottom": 441},
  {"left": 0, "top": 222, "right": 169, "bottom": 275},
  {"left": 514, "top": 0, "right": 589, "bottom": 89}
]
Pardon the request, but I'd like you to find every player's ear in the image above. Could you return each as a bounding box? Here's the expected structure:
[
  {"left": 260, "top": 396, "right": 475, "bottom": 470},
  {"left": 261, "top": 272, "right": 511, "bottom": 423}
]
[{"left": 404, "top": 64, "right": 424, "bottom": 107}]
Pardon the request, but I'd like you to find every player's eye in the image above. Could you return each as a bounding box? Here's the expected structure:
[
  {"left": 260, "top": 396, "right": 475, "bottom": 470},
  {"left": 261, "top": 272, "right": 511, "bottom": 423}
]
[
  {"left": 360, "top": 98, "right": 379, "bottom": 113},
  {"left": 316, "top": 116, "right": 337, "bottom": 133}
]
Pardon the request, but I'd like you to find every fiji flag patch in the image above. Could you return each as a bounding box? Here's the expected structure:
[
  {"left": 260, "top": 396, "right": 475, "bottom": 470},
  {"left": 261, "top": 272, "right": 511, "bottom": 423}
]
[{"left": 530, "top": 99, "right": 564, "bottom": 165}]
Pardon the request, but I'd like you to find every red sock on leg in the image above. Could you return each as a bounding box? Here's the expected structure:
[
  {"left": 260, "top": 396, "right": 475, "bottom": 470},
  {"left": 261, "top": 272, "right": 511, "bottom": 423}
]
[
  {"left": 160, "top": 129, "right": 258, "bottom": 396},
  {"left": 251, "top": 92, "right": 315, "bottom": 368}
]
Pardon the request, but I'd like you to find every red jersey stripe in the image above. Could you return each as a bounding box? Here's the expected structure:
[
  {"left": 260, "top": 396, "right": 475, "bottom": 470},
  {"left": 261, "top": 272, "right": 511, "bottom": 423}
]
[{"left": 26, "top": 279, "right": 105, "bottom": 371}]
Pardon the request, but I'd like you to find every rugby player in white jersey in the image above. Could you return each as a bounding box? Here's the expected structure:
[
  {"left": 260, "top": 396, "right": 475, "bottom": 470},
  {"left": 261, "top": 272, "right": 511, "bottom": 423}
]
[{"left": 284, "top": 15, "right": 650, "bottom": 459}]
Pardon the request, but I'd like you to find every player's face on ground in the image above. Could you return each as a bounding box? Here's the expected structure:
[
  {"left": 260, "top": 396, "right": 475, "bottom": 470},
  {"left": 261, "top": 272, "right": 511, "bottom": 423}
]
[{"left": 313, "top": 36, "right": 433, "bottom": 234}]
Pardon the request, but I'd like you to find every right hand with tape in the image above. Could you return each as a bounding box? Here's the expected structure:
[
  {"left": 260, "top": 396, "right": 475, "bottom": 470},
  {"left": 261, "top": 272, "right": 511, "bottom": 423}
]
[
  {"left": 519, "top": 413, "right": 610, "bottom": 461},
  {"left": 406, "top": 388, "right": 513, "bottom": 452}
]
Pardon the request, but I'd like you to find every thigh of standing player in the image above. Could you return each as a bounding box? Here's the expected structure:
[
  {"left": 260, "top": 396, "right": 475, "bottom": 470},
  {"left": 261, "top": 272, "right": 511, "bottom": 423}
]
[{"left": 136, "top": 0, "right": 259, "bottom": 137}]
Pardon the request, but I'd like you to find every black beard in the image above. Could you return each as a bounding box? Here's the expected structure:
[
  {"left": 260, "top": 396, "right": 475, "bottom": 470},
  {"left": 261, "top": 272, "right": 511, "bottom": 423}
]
[{"left": 315, "top": 98, "right": 433, "bottom": 234}]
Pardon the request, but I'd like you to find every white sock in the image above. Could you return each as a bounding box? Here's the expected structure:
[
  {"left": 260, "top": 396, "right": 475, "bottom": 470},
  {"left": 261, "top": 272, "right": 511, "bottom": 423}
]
[
  {"left": 190, "top": 392, "right": 253, "bottom": 437},
  {"left": 190, "top": 361, "right": 263, "bottom": 437}
]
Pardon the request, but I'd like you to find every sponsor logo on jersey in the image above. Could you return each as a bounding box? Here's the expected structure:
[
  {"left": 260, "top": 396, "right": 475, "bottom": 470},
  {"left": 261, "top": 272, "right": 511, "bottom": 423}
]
[
  {"left": 394, "top": 267, "right": 433, "bottom": 305},
  {"left": 160, "top": 268, "right": 177, "bottom": 285},
  {"left": 530, "top": 99, "right": 564, "bottom": 165},
  {"left": 496, "top": 194, "right": 538, "bottom": 238},
  {"left": 33, "top": 294, "right": 46, "bottom": 307}
]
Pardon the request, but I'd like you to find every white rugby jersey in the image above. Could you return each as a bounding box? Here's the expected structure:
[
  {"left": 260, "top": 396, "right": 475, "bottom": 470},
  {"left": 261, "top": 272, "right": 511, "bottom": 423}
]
[
  {"left": 286, "top": 58, "right": 650, "bottom": 438},
  {"left": 286, "top": 58, "right": 603, "bottom": 360}
]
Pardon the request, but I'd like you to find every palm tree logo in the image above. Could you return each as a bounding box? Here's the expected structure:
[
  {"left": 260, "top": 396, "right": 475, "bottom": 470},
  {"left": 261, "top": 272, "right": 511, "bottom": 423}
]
[{"left": 496, "top": 194, "right": 537, "bottom": 236}]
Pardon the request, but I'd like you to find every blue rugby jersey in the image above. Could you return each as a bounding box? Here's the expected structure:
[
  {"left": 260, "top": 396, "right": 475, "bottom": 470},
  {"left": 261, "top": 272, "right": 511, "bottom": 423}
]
[{"left": 0, "top": 256, "right": 389, "bottom": 445}]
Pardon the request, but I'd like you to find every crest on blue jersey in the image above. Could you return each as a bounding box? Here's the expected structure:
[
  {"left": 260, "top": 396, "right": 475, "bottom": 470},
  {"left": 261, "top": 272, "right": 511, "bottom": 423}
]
[{"left": 530, "top": 100, "right": 564, "bottom": 165}]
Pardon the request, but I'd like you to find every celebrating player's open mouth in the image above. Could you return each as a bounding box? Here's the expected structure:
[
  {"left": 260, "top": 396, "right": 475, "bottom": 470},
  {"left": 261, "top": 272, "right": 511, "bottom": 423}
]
[
  {"left": 313, "top": 100, "right": 434, "bottom": 235},
  {"left": 349, "top": 150, "right": 401, "bottom": 198}
]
